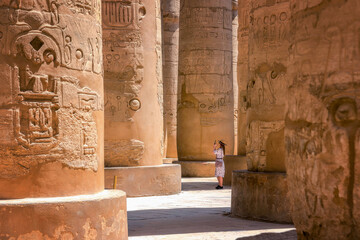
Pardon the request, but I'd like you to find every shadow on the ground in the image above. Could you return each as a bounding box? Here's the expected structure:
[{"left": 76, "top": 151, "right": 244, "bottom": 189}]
[
  {"left": 181, "top": 180, "right": 231, "bottom": 191},
  {"left": 128, "top": 207, "right": 294, "bottom": 237},
  {"left": 236, "top": 230, "right": 297, "bottom": 239}
]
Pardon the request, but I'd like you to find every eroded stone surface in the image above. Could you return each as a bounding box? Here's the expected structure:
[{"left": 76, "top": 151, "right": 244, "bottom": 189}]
[
  {"left": 105, "top": 139, "right": 145, "bottom": 167},
  {"left": 105, "top": 164, "right": 181, "bottom": 197},
  {"left": 178, "top": 0, "right": 234, "bottom": 161},
  {"left": 231, "top": 171, "right": 292, "bottom": 223},
  {"left": 103, "top": 0, "right": 164, "bottom": 166},
  {"left": 223, "top": 155, "right": 247, "bottom": 186},
  {"left": 174, "top": 160, "right": 215, "bottom": 177},
  {"left": 0, "top": 190, "right": 128, "bottom": 239},
  {"left": 0, "top": 0, "right": 104, "bottom": 198},
  {"left": 233, "top": 0, "right": 239, "bottom": 155},
  {"left": 162, "top": 0, "right": 179, "bottom": 158},
  {"left": 237, "top": 0, "right": 250, "bottom": 156},
  {"left": 245, "top": 0, "right": 290, "bottom": 172},
  {"left": 285, "top": 0, "right": 360, "bottom": 239}
]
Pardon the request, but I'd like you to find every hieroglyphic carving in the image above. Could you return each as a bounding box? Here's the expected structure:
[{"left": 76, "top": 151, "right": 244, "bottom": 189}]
[
  {"left": 64, "top": 0, "right": 101, "bottom": 18},
  {"left": 232, "top": 0, "right": 239, "bottom": 154},
  {"left": 0, "top": 9, "right": 102, "bottom": 74},
  {"left": 103, "top": 0, "right": 146, "bottom": 122},
  {"left": 178, "top": 0, "right": 234, "bottom": 160},
  {"left": 14, "top": 66, "right": 59, "bottom": 154},
  {"left": 237, "top": 0, "right": 250, "bottom": 155},
  {"left": 180, "top": 7, "right": 232, "bottom": 30},
  {"left": 0, "top": 1, "right": 103, "bottom": 178},
  {"left": 246, "top": 120, "right": 284, "bottom": 171},
  {"left": 247, "top": 62, "right": 287, "bottom": 107},
  {"left": 245, "top": 0, "right": 290, "bottom": 171},
  {"left": 251, "top": 10, "right": 289, "bottom": 50},
  {"left": 286, "top": 1, "right": 360, "bottom": 238},
  {"left": 197, "top": 94, "right": 232, "bottom": 114}
]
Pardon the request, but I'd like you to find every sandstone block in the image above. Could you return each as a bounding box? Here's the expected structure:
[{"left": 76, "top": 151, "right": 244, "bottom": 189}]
[
  {"left": 231, "top": 170, "right": 292, "bottom": 223},
  {"left": 105, "top": 164, "right": 181, "bottom": 197},
  {"left": 223, "top": 155, "right": 247, "bottom": 186},
  {"left": 0, "top": 190, "right": 128, "bottom": 239},
  {"left": 175, "top": 160, "right": 216, "bottom": 177}
]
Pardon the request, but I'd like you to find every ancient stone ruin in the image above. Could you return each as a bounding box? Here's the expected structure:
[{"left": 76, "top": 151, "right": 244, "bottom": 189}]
[
  {"left": 102, "top": 0, "right": 181, "bottom": 197},
  {"left": 231, "top": 0, "right": 292, "bottom": 223},
  {"left": 177, "top": 0, "right": 234, "bottom": 177},
  {"left": 162, "top": 0, "right": 180, "bottom": 159},
  {"left": 0, "top": 1, "right": 127, "bottom": 238},
  {"left": 286, "top": 0, "right": 360, "bottom": 238},
  {"left": 0, "top": 0, "right": 359, "bottom": 239}
]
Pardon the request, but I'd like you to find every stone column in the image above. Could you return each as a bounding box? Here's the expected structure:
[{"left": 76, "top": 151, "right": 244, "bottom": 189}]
[
  {"left": 103, "top": 0, "right": 181, "bottom": 197},
  {"left": 177, "top": 0, "right": 234, "bottom": 177},
  {"left": 231, "top": 0, "right": 292, "bottom": 223},
  {"left": 232, "top": 0, "right": 239, "bottom": 155},
  {"left": 162, "top": 0, "right": 180, "bottom": 160},
  {"left": 237, "top": 0, "right": 250, "bottom": 155},
  {"left": 246, "top": 0, "right": 290, "bottom": 172},
  {"left": 223, "top": 0, "right": 243, "bottom": 186},
  {"left": 286, "top": 0, "right": 360, "bottom": 238},
  {"left": 0, "top": 1, "right": 127, "bottom": 238}
]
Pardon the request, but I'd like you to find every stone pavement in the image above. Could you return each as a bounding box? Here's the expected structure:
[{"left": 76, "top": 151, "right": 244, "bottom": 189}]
[{"left": 127, "top": 177, "right": 297, "bottom": 240}]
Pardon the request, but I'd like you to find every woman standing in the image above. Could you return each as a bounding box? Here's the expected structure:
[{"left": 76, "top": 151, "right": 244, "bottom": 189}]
[{"left": 213, "top": 140, "right": 226, "bottom": 189}]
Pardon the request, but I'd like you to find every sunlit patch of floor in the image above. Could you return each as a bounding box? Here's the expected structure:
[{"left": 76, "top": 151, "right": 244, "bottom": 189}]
[{"left": 127, "top": 178, "right": 296, "bottom": 240}]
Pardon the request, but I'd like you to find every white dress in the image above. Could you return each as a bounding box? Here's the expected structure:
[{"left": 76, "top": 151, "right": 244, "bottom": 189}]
[{"left": 213, "top": 148, "right": 225, "bottom": 177}]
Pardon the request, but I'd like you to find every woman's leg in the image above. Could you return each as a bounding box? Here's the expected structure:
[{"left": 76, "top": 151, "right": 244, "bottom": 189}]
[{"left": 219, "top": 177, "right": 223, "bottom": 187}]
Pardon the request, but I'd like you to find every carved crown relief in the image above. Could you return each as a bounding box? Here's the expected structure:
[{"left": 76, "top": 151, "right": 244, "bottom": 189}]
[{"left": 102, "top": 0, "right": 146, "bottom": 30}]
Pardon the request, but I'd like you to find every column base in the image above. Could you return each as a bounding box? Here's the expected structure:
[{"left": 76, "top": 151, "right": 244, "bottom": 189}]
[
  {"left": 174, "top": 160, "right": 215, "bottom": 177},
  {"left": 231, "top": 170, "right": 292, "bottom": 223},
  {"left": 163, "top": 158, "right": 178, "bottom": 164},
  {"left": 0, "top": 190, "right": 128, "bottom": 239},
  {"left": 223, "top": 155, "right": 248, "bottom": 186},
  {"left": 105, "top": 164, "right": 181, "bottom": 197}
]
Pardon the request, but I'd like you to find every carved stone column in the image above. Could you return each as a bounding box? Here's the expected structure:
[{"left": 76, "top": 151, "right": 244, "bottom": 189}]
[
  {"left": 246, "top": 0, "right": 290, "bottom": 173},
  {"left": 232, "top": 0, "right": 239, "bottom": 155},
  {"left": 237, "top": 0, "right": 250, "bottom": 155},
  {"left": 231, "top": 0, "right": 292, "bottom": 223},
  {"left": 103, "top": 0, "right": 181, "bottom": 196},
  {"left": 177, "top": 0, "right": 234, "bottom": 176},
  {"left": 0, "top": 1, "right": 127, "bottom": 238},
  {"left": 286, "top": 0, "right": 360, "bottom": 238},
  {"left": 162, "top": 0, "right": 180, "bottom": 159}
]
